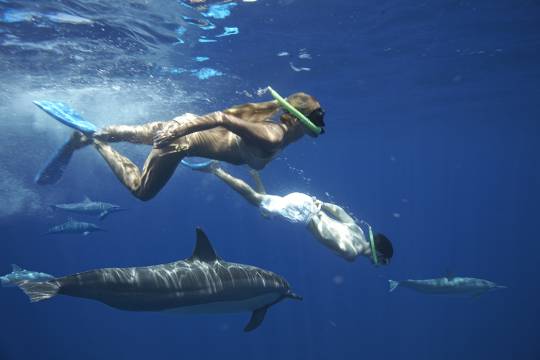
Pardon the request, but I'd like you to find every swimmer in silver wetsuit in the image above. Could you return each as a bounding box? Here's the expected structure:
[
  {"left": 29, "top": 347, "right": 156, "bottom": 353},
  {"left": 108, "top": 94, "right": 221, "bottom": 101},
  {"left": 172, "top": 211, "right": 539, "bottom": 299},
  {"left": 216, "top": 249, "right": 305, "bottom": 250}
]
[
  {"left": 55, "top": 92, "right": 325, "bottom": 201},
  {"left": 184, "top": 161, "right": 394, "bottom": 264}
]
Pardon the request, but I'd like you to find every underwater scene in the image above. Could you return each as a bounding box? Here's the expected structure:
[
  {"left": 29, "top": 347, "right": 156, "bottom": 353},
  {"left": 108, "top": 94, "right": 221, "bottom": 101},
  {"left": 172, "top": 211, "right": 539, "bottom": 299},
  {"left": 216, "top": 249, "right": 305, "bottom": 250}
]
[{"left": 0, "top": 0, "right": 539, "bottom": 359}]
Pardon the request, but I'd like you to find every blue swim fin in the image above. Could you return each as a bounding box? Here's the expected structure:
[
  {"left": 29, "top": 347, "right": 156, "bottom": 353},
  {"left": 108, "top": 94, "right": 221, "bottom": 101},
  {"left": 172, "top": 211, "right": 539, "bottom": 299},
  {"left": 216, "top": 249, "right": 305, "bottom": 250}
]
[
  {"left": 35, "top": 137, "right": 76, "bottom": 185},
  {"left": 181, "top": 158, "right": 217, "bottom": 171},
  {"left": 33, "top": 100, "right": 97, "bottom": 135}
]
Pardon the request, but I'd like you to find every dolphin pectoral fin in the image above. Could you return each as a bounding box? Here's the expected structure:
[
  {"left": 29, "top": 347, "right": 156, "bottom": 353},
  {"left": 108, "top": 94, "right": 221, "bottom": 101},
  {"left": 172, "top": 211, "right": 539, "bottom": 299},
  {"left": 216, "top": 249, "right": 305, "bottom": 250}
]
[
  {"left": 470, "top": 291, "right": 486, "bottom": 298},
  {"left": 99, "top": 211, "right": 109, "bottom": 220},
  {"left": 244, "top": 306, "right": 269, "bottom": 332},
  {"left": 83, "top": 231, "right": 90, "bottom": 236}
]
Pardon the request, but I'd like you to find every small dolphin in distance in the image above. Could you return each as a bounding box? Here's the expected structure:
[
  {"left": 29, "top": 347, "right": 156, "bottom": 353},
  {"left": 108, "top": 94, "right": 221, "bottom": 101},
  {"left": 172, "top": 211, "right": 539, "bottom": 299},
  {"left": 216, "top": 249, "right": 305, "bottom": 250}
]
[
  {"left": 1, "top": 265, "right": 55, "bottom": 287},
  {"left": 389, "top": 276, "right": 506, "bottom": 296},
  {"left": 45, "top": 218, "right": 105, "bottom": 236},
  {"left": 51, "top": 196, "right": 125, "bottom": 220},
  {"left": 17, "top": 228, "right": 302, "bottom": 332}
]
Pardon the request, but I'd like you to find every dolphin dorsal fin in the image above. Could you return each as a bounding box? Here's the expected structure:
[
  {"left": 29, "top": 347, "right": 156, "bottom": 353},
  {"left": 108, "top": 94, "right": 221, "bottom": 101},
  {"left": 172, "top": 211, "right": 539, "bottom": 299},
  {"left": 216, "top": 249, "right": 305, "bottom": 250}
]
[
  {"left": 190, "top": 228, "right": 220, "bottom": 262},
  {"left": 11, "top": 264, "right": 23, "bottom": 272},
  {"left": 83, "top": 195, "right": 91, "bottom": 202}
]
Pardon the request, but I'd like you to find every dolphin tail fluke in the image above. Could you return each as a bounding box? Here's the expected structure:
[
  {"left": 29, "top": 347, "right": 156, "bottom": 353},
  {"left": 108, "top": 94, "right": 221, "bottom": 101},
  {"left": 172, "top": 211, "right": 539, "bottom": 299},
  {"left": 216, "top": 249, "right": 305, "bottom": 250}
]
[
  {"left": 244, "top": 306, "right": 268, "bottom": 332},
  {"left": 16, "top": 280, "right": 60, "bottom": 303},
  {"left": 388, "top": 280, "right": 400, "bottom": 292},
  {"left": 11, "top": 264, "right": 23, "bottom": 272}
]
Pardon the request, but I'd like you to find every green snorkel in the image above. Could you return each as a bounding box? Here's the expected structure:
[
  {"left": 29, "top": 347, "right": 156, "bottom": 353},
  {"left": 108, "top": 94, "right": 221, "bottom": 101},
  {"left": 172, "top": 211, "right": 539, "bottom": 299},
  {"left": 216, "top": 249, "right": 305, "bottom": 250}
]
[
  {"left": 368, "top": 225, "right": 379, "bottom": 266},
  {"left": 267, "top": 86, "right": 323, "bottom": 136}
]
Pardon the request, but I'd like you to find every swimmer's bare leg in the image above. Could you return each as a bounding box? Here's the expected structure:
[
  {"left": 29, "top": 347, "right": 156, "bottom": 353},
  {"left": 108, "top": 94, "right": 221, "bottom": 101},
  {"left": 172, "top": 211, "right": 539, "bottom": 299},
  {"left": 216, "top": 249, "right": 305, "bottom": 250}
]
[
  {"left": 213, "top": 168, "right": 264, "bottom": 207},
  {"left": 94, "top": 121, "right": 165, "bottom": 145},
  {"left": 93, "top": 139, "right": 187, "bottom": 201},
  {"left": 320, "top": 202, "right": 356, "bottom": 224},
  {"left": 248, "top": 170, "right": 267, "bottom": 195}
]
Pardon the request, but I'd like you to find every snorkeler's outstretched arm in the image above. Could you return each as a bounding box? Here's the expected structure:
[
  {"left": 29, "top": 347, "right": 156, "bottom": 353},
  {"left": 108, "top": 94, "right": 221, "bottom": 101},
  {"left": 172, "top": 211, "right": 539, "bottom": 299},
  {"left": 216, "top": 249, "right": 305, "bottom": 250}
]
[
  {"left": 153, "top": 112, "right": 286, "bottom": 151},
  {"left": 321, "top": 202, "right": 356, "bottom": 224},
  {"left": 213, "top": 168, "right": 264, "bottom": 207},
  {"left": 249, "top": 170, "right": 267, "bottom": 195}
]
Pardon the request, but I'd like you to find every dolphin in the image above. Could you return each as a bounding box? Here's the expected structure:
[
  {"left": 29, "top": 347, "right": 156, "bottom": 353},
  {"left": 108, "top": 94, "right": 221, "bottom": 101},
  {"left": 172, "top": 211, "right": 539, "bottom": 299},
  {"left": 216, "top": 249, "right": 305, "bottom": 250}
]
[
  {"left": 1, "top": 265, "right": 55, "bottom": 287},
  {"left": 16, "top": 228, "right": 302, "bottom": 332},
  {"left": 45, "top": 218, "right": 105, "bottom": 236},
  {"left": 388, "top": 276, "right": 506, "bottom": 296},
  {"left": 51, "top": 196, "right": 125, "bottom": 220}
]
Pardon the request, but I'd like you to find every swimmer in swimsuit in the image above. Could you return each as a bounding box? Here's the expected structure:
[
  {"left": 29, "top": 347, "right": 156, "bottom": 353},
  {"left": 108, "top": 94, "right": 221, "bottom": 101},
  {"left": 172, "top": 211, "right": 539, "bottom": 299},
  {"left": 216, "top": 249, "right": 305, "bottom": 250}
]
[
  {"left": 38, "top": 91, "right": 325, "bottom": 201},
  {"left": 183, "top": 161, "right": 394, "bottom": 264}
]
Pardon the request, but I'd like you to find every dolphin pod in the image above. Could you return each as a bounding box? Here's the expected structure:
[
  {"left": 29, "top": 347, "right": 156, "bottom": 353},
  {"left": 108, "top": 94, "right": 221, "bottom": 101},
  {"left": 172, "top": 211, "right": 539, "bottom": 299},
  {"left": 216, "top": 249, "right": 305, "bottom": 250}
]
[{"left": 16, "top": 228, "right": 301, "bottom": 332}]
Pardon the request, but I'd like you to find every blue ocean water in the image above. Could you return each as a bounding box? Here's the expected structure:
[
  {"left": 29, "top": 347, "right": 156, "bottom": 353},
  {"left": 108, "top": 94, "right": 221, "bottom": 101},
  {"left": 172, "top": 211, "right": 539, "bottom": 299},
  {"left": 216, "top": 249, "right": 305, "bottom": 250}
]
[{"left": 1, "top": 0, "right": 539, "bottom": 359}]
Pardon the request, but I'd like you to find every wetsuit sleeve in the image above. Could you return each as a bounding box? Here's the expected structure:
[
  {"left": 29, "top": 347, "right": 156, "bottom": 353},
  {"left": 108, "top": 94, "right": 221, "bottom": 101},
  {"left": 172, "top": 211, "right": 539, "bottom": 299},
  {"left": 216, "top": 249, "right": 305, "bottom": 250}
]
[{"left": 321, "top": 202, "right": 356, "bottom": 224}]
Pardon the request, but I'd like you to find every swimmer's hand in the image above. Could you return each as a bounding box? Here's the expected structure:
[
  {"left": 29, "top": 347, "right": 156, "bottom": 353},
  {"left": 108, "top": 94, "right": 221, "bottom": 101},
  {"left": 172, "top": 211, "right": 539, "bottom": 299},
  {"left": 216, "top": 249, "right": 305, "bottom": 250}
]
[
  {"left": 153, "top": 113, "right": 222, "bottom": 148},
  {"left": 313, "top": 197, "right": 323, "bottom": 212},
  {"left": 153, "top": 122, "right": 184, "bottom": 148}
]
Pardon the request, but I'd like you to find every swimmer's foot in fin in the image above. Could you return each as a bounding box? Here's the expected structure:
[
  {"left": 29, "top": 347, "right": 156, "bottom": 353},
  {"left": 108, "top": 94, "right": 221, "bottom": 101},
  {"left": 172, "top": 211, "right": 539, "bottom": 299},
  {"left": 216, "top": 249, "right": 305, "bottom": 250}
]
[
  {"left": 35, "top": 132, "right": 93, "bottom": 185},
  {"left": 181, "top": 159, "right": 219, "bottom": 172},
  {"left": 33, "top": 100, "right": 98, "bottom": 136},
  {"left": 69, "top": 131, "right": 93, "bottom": 149}
]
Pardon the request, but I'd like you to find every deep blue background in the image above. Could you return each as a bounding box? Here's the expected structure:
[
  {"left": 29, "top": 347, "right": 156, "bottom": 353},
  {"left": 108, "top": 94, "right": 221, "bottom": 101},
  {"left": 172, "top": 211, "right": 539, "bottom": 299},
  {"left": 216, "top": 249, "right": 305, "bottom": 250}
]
[{"left": 1, "top": 1, "right": 539, "bottom": 359}]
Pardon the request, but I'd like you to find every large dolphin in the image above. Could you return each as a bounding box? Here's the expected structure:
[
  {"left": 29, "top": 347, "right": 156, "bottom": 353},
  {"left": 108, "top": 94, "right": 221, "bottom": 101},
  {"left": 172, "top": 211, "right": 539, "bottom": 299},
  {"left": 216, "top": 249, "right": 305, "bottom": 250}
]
[
  {"left": 45, "top": 218, "right": 105, "bottom": 236},
  {"left": 17, "top": 228, "right": 301, "bottom": 332},
  {"left": 388, "top": 276, "right": 506, "bottom": 296},
  {"left": 1, "top": 265, "right": 55, "bottom": 287},
  {"left": 51, "top": 196, "right": 125, "bottom": 220}
]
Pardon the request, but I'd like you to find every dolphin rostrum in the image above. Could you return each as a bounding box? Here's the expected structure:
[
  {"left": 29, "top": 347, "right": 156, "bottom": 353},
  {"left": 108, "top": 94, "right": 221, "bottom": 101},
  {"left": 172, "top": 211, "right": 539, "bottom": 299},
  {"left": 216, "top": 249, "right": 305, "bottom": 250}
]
[
  {"left": 51, "top": 196, "right": 125, "bottom": 220},
  {"left": 388, "top": 276, "right": 506, "bottom": 296},
  {"left": 17, "top": 228, "right": 302, "bottom": 332},
  {"left": 1, "top": 265, "right": 55, "bottom": 287},
  {"left": 45, "top": 218, "right": 105, "bottom": 236}
]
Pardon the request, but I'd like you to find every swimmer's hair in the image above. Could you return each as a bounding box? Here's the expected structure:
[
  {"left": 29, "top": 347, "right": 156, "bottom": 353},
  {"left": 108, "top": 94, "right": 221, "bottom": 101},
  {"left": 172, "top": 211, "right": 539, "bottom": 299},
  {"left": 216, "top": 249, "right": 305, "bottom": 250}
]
[
  {"left": 286, "top": 92, "right": 321, "bottom": 117},
  {"left": 374, "top": 232, "right": 393, "bottom": 263},
  {"left": 223, "top": 100, "right": 281, "bottom": 123},
  {"left": 220, "top": 92, "right": 321, "bottom": 124}
]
